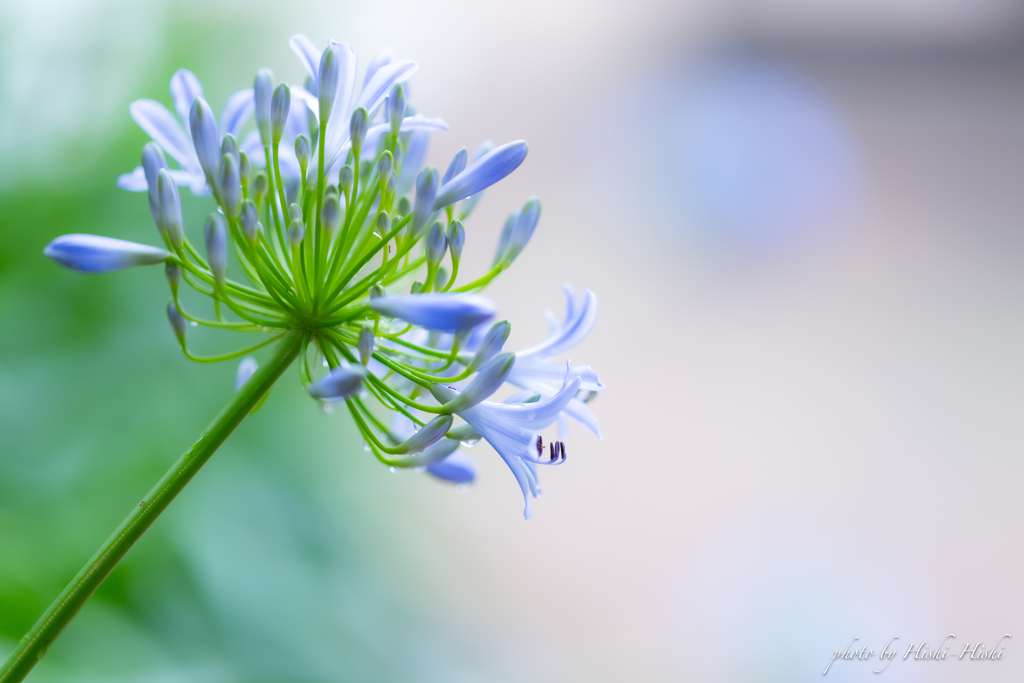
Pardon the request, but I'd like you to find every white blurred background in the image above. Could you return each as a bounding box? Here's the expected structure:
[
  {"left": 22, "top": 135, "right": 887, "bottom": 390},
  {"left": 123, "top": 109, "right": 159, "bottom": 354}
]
[{"left": 2, "top": 0, "right": 1024, "bottom": 681}]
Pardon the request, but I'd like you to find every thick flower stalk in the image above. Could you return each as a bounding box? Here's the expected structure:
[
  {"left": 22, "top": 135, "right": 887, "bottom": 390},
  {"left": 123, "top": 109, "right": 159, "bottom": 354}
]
[{"left": 7, "top": 33, "right": 606, "bottom": 683}]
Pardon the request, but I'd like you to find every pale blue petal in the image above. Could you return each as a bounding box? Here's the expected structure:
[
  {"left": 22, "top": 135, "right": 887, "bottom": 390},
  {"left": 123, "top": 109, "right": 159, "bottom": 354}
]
[
  {"left": 363, "top": 48, "right": 393, "bottom": 92},
  {"left": 370, "top": 293, "right": 497, "bottom": 330},
  {"left": 398, "top": 130, "right": 430, "bottom": 195},
  {"left": 328, "top": 40, "right": 358, "bottom": 124},
  {"left": 239, "top": 130, "right": 265, "bottom": 165},
  {"left": 44, "top": 234, "right": 168, "bottom": 273},
  {"left": 433, "top": 140, "right": 529, "bottom": 210},
  {"left": 507, "top": 359, "right": 604, "bottom": 392},
  {"left": 289, "top": 34, "right": 321, "bottom": 81},
  {"left": 169, "top": 68, "right": 204, "bottom": 129},
  {"left": 117, "top": 166, "right": 147, "bottom": 192},
  {"left": 482, "top": 372, "right": 582, "bottom": 430},
  {"left": 562, "top": 397, "right": 602, "bottom": 439},
  {"left": 129, "top": 100, "right": 197, "bottom": 170},
  {"left": 219, "top": 89, "right": 255, "bottom": 137},
  {"left": 354, "top": 59, "right": 418, "bottom": 116},
  {"left": 517, "top": 288, "right": 598, "bottom": 360}
]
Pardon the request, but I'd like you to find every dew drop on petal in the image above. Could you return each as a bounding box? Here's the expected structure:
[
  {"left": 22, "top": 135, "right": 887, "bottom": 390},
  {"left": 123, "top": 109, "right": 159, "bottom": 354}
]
[
  {"left": 460, "top": 439, "right": 479, "bottom": 447},
  {"left": 321, "top": 402, "right": 334, "bottom": 414},
  {"left": 189, "top": 321, "right": 198, "bottom": 327},
  {"left": 414, "top": 466, "right": 425, "bottom": 473},
  {"left": 389, "top": 466, "right": 397, "bottom": 473},
  {"left": 322, "top": 358, "right": 329, "bottom": 367},
  {"left": 363, "top": 442, "right": 371, "bottom": 452}
]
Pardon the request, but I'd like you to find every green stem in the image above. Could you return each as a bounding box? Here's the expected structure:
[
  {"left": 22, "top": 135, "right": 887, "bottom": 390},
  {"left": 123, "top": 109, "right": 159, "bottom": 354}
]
[{"left": 0, "top": 330, "right": 304, "bottom": 683}]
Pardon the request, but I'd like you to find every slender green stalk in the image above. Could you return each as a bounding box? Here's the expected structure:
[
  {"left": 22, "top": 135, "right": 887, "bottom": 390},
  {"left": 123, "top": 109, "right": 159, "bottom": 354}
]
[{"left": 0, "top": 330, "right": 304, "bottom": 683}]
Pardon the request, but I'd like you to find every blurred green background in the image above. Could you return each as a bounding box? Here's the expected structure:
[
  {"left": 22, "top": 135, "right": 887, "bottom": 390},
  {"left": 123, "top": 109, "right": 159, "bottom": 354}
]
[{"left": 4, "top": 1, "right": 1024, "bottom": 682}]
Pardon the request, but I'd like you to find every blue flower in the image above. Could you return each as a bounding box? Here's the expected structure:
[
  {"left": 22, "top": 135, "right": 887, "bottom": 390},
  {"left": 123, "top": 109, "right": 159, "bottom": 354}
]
[
  {"left": 117, "top": 69, "right": 253, "bottom": 196},
  {"left": 506, "top": 285, "right": 605, "bottom": 437},
  {"left": 44, "top": 234, "right": 168, "bottom": 273},
  {"left": 430, "top": 372, "right": 581, "bottom": 519},
  {"left": 369, "top": 293, "right": 497, "bottom": 330}
]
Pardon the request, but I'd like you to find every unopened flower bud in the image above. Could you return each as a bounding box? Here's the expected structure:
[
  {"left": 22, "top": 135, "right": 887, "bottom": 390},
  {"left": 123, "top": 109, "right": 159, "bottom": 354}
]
[
  {"left": 457, "top": 140, "right": 495, "bottom": 220},
  {"left": 217, "top": 153, "right": 241, "bottom": 219},
  {"left": 240, "top": 200, "right": 260, "bottom": 244},
  {"left": 324, "top": 184, "right": 339, "bottom": 198},
  {"left": 412, "top": 166, "right": 439, "bottom": 238},
  {"left": 375, "top": 211, "right": 390, "bottom": 236},
  {"left": 254, "top": 68, "right": 274, "bottom": 146},
  {"left": 388, "top": 84, "right": 405, "bottom": 138},
  {"left": 467, "top": 320, "right": 511, "bottom": 372},
  {"left": 438, "top": 352, "right": 515, "bottom": 413},
  {"left": 251, "top": 171, "right": 269, "bottom": 206},
  {"left": 142, "top": 142, "right": 168, "bottom": 229},
  {"left": 156, "top": 169, "right": 183, "bottom": 250},
  {"left": 369, "top": 284, "right": 385, "bottom": 300},
  {"left": 165, "top": 262, "right": 181, "bottom": 297},
  {"left": 447, "top": 219, "right": 465, "bottom": 261},
  {"left": 433, "top": 266, "right": 448, "bottom": 291},
  {"left": 318, "top": 44, "right": 342, "bottom": 122},
  {"left": 271, "top": 83, "right": 290, "bottom": 143},
  {"left": 204, "top": 213, "right": 228, "bottom": 287},
  {"left": 358, "top": 327, "right": 374, "bottom": 365},
  {"left": 288, "top": 219, "right": 305, "bottom": 247},
  {"left": 376, "top": 150, "right": 393, "bottom": 180},
  {"left": 321, "top": 194, "right": 342, "bottom": 234},
  {"left": 360, "top": 159, "right": 372, "bottom": 181},
  {"left": 285, "top": 177, "right": 298, "bottom": 207},
  {"left": 494, "top": 213, "right": 516, "bottom": 267},
  {"left": 44, "top": 235, "right": 168, "bottom": 273},
  {"left": 500, "top": 196, "right": 540, "bottom": 266},
  {"left": 392, "top": 414, "right": 454, "bottom": 455},
  {"left": 426, "top": 221, "right": 447, "bottom": 269},
  {"left": 350, "top": 107, "right": 368, "bottom": 157},
  {"left": 396, "top": 196, "right": 411, "bottom": 216},
  {"left": 167, "top": 301, "right": 187, "bottom": 349},
  {"left": 189, "top": 97, "right": 220, "bottom": 190},
  {"left": 339, "top": 165, "right": 354, "bottom": 194},
  {"left": 307, "top": 364, "right": 368, "bottom": 401},
  {"left": 392, "top": 143, "right": 404, "bottom": 174},
  {"left": 411, "top": 281, "right": 423, "bottom": 294},
  {"left": 442, "top": 147, "right": 468, "bottom": 185},
  {"left": 288, "top": 203, "right": 303, "bottom": 223},
  {"left": 295, "top": 134, "right": 311, "bottom": 174},
  {"left": 220, "top": 134, "right": 240, "bottom": 168},
  {"left": 384, "top": 172, "right": 397, "bottom": 201},
  {"left": 239, "top": 150, "right": 251, "bottom": 189}
]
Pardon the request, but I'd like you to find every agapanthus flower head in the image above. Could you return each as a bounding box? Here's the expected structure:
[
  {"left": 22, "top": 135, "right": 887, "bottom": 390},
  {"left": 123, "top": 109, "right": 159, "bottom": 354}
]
[{"left": 47, "top": 34, "right": 605, "bottom": 517}]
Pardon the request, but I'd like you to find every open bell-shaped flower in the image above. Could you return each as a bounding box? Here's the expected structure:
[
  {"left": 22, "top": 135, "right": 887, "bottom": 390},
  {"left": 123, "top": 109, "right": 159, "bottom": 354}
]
[{"left": 430, "top": 370, "right": 582, "bottom": 519}]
